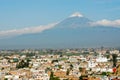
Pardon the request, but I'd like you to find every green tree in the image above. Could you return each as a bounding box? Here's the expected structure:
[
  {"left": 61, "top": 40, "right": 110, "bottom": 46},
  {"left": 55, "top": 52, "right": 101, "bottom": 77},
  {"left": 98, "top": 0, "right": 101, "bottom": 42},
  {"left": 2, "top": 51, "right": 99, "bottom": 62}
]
[
  {"left": 49, "top": 71, "right": 60, "bottom": 80},
  {"left": 106, "top": 54, "right": 110, "bottom": 59},
  {"left": 79, "top": 76, "right": 83, "bottom": 80},
  {"left": 79, "top": 67, "right": 83, "bottom": 72},
  {"left": 70, "top": 64, "right": 73, "bottom": 70},
  {"left": 16, "top": 59, "right": 30, "bottom": 69},
  {"left": 112, "top": 54, "right": 117, "bottom": 67},
  {"left": 4, "top": 78, "right": 8, "bottom": 80},
  {"left": 53, "top": 77, "right": 60, "bottom": 80},
  {"left": 101, "top": 72, "right": 107, "bottom": 76},
  {"left": 50, "top": 71, "right": 54, "bottom": 79},
  {"left": 50, "top": 71, "right": 54, "bottom": 80},
  {"left": 58, "top": 65, "right": 62, "bottom": 69},
  {"left": 79, "top": 75, "right": 88, "bottom": 80},
  {"left": 66, "top": 69, "right": 70, "bottom": 75}
]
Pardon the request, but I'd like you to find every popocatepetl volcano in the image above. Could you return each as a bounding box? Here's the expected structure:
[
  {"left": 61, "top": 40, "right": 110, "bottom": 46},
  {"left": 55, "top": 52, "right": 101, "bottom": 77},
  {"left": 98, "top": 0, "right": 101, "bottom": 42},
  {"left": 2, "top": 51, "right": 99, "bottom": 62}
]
[
  {"left": 55, "top": 12, "right": 91, "bottom": 28},
  {"left": 0, "top": 12, "right": 120, "bottom": 49}
]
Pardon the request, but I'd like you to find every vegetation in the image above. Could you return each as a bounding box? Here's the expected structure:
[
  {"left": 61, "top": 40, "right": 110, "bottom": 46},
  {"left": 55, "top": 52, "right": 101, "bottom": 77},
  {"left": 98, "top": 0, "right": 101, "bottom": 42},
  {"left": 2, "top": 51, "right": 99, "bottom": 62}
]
[
  {"left": 51, "top": 60, "right": 59, "bottom": 64},
  {"left": 112, "top": 54, "right": 117, "bottom": 67},
  {"left": 16, "top": 59, "right": 30, "bottom": 69},
  {"left": 63, "top": 79, "right": 69, "bottom": 80},
  {"left": 50, "top": 71, "right": 60, "bottom": 80},
  {"left": 79, "top": 75, "right": 88, "bottom": 80},
  {"left": 66, "top": 69, "right": 70, "bottom": 75},
  {"left": 101, "top": 72, "right": 111, "bottom": 76},
  {"left": 26, "top": 53, "right": 35, "bottom": 57},
  {"left": 4, "top": 78, "right": 8, "bottom": 80},
  {"left": 58, "top": 65, "right": 62, "bottom": 69},
  {"left": 70, "top": 64, "right": 73, "bottom": 70},
  {"left": 79, "top": 67, "right": 83, "bottom": 72}
]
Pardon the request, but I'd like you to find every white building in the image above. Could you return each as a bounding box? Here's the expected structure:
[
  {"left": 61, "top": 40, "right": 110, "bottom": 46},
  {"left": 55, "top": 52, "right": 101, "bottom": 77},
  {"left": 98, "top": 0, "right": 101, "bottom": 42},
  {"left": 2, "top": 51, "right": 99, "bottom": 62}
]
[
  {"left": 96, "top": 53, "right": 108, "bottom": 62},
  {"left": 31, "top": 69, "right": 49, "bottom": 80},
  {"left": 88, "top": 60, "right": 97, "bottom": 68}
]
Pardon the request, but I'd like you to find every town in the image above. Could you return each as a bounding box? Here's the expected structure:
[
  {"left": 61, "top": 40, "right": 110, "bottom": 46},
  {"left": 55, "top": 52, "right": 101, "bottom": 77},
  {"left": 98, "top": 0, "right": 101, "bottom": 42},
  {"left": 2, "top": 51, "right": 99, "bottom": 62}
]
[{"left": 0, "top": 48, "right": 120, "bottom": 80}]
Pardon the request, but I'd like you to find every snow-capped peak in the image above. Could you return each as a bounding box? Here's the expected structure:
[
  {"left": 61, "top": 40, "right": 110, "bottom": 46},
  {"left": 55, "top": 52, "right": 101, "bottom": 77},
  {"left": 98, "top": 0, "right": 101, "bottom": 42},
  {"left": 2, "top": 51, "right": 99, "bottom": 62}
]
[{"left": 70, "top": 12, "right": 83, "bottom": 17}]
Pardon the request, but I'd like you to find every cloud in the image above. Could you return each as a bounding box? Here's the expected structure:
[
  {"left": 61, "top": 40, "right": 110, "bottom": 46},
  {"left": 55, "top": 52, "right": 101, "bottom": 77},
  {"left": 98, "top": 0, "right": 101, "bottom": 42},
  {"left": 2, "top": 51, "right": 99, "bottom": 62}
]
[
  {"left": 0, "top": 23, "right": 56, "bottom": 39},
  {"left": 90, "top": 19, "right": 120, "bottom": 27}
]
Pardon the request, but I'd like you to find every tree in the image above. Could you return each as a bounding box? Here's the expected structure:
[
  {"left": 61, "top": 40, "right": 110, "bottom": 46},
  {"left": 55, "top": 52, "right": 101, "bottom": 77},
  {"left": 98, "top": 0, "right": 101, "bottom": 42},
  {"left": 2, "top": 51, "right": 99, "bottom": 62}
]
[
  {"left": 16, "top": 59, "right": 30, "bottom": 69},
  {"left": 26, "top": 53, "right": 35, "bottom": 57},
  {"left": 106, "top": 54, "right": 110, "bottom": 59},
  {"left": 50, "top": 71, "right": 54, "bottom": 80},
  {"left": 51, "top": 60, "right": 58, "bottom": 64},
  {"left": 79, "top": 75, "right": 88, "bottom": 80},
  {"left": 66, "top": 69, "right": 70, "bottom": 75},
  {"left": 63, "top": 79, "right": 69, "bottom": 80},
  {"left": 58, "top": 65, "right": 62, "bottom": 69},
  {"left": 79, "top": 76, "right": 83, "bottom": 80},
  {"left": 112, "top": 54, "right": 117, "bottom": 67},
  {"left": 70, "top": 64, "right": 73, "bottom": 70},
  {"left": 53, "top": 77, "right": 60, "bottom": 80},
  {"left": 79, "top": 67, "right": 83, "bottom": 72},
  {"left": 4, "top": 78, "right": 8, "bottom": 80},
  {"left": 49, "top": 71, "right": 60, "bottom": 80},
  {"left": 101, "top": 72, "right": 107, "bottom": 76}
]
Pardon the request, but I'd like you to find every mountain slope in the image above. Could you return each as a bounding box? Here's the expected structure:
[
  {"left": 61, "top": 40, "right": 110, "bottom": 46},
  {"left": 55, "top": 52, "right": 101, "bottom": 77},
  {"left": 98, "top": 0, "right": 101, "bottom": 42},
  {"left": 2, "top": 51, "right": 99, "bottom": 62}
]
[{"left": 55, "top": 16, "right": 91, "bottom": 28}]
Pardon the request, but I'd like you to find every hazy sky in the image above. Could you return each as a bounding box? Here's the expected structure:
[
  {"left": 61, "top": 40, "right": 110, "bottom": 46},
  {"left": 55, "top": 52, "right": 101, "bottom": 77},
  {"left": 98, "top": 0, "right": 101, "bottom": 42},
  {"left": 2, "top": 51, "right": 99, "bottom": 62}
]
[{"left": 0, "top": 0, "right": 120, "bottom": 30}]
